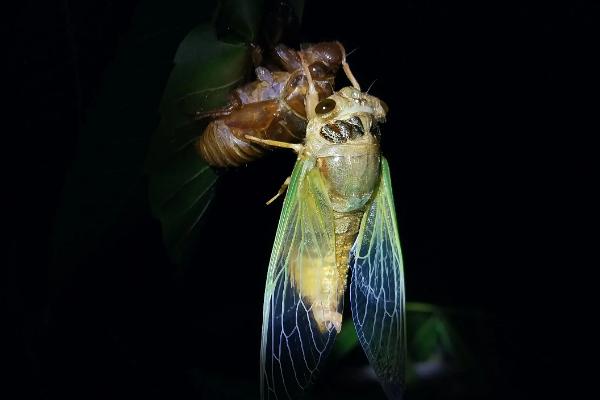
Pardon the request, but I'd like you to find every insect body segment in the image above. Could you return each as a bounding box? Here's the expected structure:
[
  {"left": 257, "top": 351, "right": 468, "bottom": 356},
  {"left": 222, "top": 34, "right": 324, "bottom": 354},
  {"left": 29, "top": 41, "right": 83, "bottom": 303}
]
[
  {"left": 196, "top": 42, "right": 343, "bottom": 167},
  {"left": 261, "top": 53, "right": 405, "bottom": 400}
]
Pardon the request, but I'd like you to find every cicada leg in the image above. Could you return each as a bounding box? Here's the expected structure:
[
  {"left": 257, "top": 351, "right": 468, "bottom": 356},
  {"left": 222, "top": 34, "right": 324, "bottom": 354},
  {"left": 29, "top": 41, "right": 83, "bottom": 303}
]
[
  {"left": 243, "top": 135, "right": 304, "bottom": 153},
  {"left": 265, "top": 176, "right": 291, "bottom": 206}
]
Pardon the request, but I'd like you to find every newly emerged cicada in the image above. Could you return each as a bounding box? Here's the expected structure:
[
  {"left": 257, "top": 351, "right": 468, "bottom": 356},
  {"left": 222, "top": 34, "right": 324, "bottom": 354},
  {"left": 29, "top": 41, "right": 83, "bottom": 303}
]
[
  {"left": 247, "top": 50, "right": 406, "bottom": 399},
  {"left": 195, "top": 42, "right": 343, "bottom": 167}
]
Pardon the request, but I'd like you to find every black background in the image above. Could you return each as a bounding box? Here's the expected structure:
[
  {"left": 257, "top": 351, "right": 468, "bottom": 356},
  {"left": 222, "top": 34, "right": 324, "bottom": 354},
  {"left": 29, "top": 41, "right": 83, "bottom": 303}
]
[{"left": 5, "top": 1, "right": 595, "bottom": 399}]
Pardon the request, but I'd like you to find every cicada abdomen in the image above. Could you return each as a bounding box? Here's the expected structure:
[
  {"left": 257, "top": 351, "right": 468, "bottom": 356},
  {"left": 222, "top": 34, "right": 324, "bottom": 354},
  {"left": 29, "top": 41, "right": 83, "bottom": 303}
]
[{"left": 195, "top": 42, "right": 343, "bottom": 167}]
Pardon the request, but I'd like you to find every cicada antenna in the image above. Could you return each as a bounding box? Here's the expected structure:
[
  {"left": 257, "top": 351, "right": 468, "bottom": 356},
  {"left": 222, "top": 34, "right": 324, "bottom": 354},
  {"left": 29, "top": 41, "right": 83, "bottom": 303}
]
[
  {"left": 336, "top": 42, "right": 361, "bottom": 91},
  {"left": 366, "top": 79, "right": 378, "bottom": 94}
]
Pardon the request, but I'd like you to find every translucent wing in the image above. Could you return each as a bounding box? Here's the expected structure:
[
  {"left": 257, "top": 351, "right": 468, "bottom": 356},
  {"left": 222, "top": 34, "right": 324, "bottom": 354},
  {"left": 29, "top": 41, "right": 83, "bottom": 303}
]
[
  {"left": 261, "top": 158, "right": 338, "bottom": 399},
  {"left": 350, "top": 157, "right": 406, "bottom": 400}
]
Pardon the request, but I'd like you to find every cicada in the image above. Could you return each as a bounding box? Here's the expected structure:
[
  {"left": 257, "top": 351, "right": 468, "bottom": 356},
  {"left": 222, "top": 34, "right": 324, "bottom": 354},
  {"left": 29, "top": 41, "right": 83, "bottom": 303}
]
[
  {"left": 195, "top": 42, "right": 343, "bottom": 167},
  {"left": 247, "top": 49, "right": 406, "bottom": 399}
]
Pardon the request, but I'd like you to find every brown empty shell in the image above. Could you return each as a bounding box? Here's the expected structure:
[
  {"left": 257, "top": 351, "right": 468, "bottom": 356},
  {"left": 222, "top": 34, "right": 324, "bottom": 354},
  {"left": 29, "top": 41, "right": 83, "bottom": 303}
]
[{"left": 195, "top": 42, "right": 344, "bottom": 167}]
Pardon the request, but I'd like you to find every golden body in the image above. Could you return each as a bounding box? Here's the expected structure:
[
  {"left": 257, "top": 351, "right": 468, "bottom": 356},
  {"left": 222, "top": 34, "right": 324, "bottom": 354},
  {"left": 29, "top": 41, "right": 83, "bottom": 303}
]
[
  {"left": 257, "top": 44, "right": 405, "bottom": 400},
  {"left": 262, "top": 83, "right": 386, "bottom": 332}
]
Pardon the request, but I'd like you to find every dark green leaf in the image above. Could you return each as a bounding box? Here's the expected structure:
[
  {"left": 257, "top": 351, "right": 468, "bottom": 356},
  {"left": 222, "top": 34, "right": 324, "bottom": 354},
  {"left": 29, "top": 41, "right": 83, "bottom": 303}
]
[
  {"left": 146, "top": 1, "right": 306, "bottom": 263},
  {"left": 146, "top": 25, "right": 251, "bottom": 263},
  {"left": 405, "top": 303, "right": 470, "bottom": 382}
]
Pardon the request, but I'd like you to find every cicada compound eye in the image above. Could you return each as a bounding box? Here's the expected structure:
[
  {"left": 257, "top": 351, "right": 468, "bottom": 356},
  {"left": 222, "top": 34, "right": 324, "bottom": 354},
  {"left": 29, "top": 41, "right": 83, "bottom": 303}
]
[{"left": 315, "top": 98, "right": 336, "bottom": 115}]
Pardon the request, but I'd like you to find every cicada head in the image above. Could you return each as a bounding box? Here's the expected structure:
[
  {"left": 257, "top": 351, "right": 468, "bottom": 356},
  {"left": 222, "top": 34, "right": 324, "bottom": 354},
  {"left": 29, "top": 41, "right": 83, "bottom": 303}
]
[{"left": 305, "top": 86, "right": 387, "bottom": 152}]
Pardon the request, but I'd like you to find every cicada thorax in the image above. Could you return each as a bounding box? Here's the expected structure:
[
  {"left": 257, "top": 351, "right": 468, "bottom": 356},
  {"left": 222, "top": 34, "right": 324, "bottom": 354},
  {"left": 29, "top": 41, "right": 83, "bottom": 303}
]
[{"left": 195, "top": 42, "right": 343, "bottom": 167}]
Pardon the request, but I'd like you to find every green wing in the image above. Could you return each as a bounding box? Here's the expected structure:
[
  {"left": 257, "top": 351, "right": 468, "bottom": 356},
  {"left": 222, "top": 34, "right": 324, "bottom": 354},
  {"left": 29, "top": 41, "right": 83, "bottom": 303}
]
[
  {"left": 350, "top": 157, "right": 406, "bottom": 400},
  {"left": 260, "top": 158, "right": 338, "bottom": 399}
]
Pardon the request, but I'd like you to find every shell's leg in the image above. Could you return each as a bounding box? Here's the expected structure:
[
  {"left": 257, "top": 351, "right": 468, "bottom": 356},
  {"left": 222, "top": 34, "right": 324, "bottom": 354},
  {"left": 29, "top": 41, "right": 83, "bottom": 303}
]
[
  {"left": 191, "top": 104, "right": 236, "bottom": 120},
  {"left": 265, "top": 176, "right": 291, "bottom": 205},
  {"left": 190, "top": 94, "right": 241, "bottom": 120},
  {"left": 337, "top": 42, "right": 361, "bottom": 91}
]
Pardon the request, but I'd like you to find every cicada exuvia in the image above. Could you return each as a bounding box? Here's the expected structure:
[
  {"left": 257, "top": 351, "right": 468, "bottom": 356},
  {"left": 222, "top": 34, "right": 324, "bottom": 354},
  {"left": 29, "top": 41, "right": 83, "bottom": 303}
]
[
  {"left": 248, "top": 49, "right": 405, "bottom": 400},
  {"left": 194, "top": 42, "right": 343, "bottom": 167}
]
